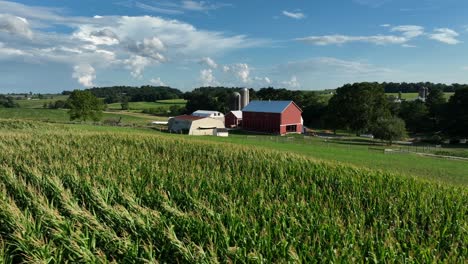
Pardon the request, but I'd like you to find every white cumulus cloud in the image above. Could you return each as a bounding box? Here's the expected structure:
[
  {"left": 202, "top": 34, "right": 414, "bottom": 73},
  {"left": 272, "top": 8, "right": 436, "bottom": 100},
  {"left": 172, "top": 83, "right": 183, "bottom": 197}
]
[
  {"left": 200, "top": 68, "right": 218, "bottom": 86},
  {"left": 72, "top": 64, "right": 96, "bottom": 87},
  {"left": 282, "top": 76, "right": 300, "bottom": 89},
  {"left": 199, "top": 57, "right": 218, "bottom": 68},
  {"left": 124, "top": 55, "right": 152, "bottom": 78},
  {"left": 150, "top": 77, "right": 166, "bottom": 86},
  {"left": 226, "top": 63, "right": 250, "bottom": 83},
  {"left": 73, "top": 26, "right": 120, "bottom": 45}
]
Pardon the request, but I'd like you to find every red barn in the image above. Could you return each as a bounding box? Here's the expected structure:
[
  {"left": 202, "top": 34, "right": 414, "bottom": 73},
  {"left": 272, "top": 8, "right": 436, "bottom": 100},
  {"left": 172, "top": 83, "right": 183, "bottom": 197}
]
[
  {"left": 225, "top": 110, "right": 242, "bottom": 128},
  {"left": 242, "top": 101, "right": 303, "bottom": 135}
]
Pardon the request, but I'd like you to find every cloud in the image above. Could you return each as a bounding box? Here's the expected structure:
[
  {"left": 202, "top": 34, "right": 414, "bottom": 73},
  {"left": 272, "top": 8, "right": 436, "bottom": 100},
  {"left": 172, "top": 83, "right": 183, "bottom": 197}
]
[
  {"left": 73, "top": 26, "right": 120, "bottom": 45},
  {"left": 128, "top": 37, "right": 166, "bottom": 62},
  {"left": 124, "top": 55, "right": 152, "bottom": 78},
  {"left": 150, "top": 77, "right": 166, "bottom": 86},
  {"left": 199, "top": 57, "right": 218, "bottom": 68},
  {"left": 282, "top": 11, "right": 306, "bottom": 20},
  {"left": 0, "top": 14, "right": 33, "bottom": 38},
  {"left": 129, "top": 0, "right": 231, "bottom": 15},
  {"left": 297, "top": 34, "right": 407, "bottom": 45},
  {"left": 72, "top": 64, "right": 95, "bottom": 87},
  {"left": 182, "top": 1, "right": 231, "bottom": 11},
  {"left": 390, "top": 25, "right": 424, "bottom": 38},
  {"left": 225, "top": 63, "right": 250, "bottom": 83},
  {"left": 200, "top": 68, "right": 218, "bottom": 86},
  {"left": 429, "top": 28, "right": 460, "bottom": 45},
  {"left": 134, "top": 2, "right": 184, "bottom": 15},
  {"left": 298, "top": 25, "right": 461, "bottom": 47},
  {"left": 461, "top": 66, "right": 468, "bottom": 71},
  {"left": 281, "top": 76, "right": 300, "bottom": 89},
  {"left": 353, "top": 0, "right": 391, "bottom": 8},
  {"left": 0, "top": 42, "right": 26, "bottom": 58},
  {"left": 0, "top": 1, "right": 265, "bottom": 79},
  {"left": 253, "top": 76, "right": 272, "bottom": 85},
  {"left": 275, "top": 57, "right": 393, "bottom": 76}
]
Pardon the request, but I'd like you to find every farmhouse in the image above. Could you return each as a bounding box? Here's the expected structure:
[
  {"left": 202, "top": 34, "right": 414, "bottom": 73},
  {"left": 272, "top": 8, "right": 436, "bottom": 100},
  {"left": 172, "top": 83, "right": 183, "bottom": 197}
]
[
  {"left": 168, "top": 115, "right": 225, "bottom": 136},
  {"left": 242, "top": 100, "right": 303, "bottom": 135},
  {"left": 225, "top": 110, "right": 242, "bottom": 128}
]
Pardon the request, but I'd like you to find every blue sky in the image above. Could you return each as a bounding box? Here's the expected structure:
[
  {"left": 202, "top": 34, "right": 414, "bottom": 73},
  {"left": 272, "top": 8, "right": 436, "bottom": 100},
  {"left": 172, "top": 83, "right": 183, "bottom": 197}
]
[{"left": 0, "top": 0, "right": 467, "bottom": 93}]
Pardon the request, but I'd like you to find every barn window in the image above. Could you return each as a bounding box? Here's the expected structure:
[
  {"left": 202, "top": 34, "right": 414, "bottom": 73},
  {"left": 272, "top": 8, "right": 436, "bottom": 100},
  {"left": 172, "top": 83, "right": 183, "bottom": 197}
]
[{"left": 286, "top": 125, "right": 297, "bottom": 132}]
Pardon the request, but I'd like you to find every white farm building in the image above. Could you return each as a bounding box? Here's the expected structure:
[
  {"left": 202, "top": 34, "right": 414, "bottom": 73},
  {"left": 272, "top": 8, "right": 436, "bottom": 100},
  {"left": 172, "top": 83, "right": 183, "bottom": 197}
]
[{"left": 168, "top": 115, "right": 226, "bottom": 136}]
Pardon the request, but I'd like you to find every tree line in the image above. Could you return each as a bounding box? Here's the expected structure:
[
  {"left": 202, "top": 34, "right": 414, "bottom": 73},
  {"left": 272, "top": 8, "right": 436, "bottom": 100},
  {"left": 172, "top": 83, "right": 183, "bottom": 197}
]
[
  {"left": 379, "top": 82, "right": 468, "bottom": 93},
  {"left": 63, "top": 85, "right": 183, "bottom": 104},
  {"left": 324, "top": 83, "right": 468, "bottom": 142}
]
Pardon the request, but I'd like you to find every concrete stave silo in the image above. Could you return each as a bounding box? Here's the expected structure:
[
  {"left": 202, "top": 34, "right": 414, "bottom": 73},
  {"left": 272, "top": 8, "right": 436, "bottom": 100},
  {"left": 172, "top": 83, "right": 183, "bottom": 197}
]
[
  {"left": 232, "top": 92, "right": 241, "bottom": 111},
  {"left": 241, "top": 88, "right": 249, "bottom": 109}
]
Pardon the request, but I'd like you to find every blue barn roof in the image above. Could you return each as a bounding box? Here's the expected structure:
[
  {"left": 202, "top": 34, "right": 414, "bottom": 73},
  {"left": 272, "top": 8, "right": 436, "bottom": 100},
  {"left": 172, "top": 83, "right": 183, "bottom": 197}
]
[{"left": 242, "top": 100, "right": 299, "bottom": 113}]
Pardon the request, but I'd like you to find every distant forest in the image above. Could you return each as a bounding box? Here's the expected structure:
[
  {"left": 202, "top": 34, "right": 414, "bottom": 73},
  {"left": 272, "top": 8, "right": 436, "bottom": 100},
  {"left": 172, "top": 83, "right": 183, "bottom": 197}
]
[
  {"left": 61, "top": 82, "right": 468, "bottom": 104},
  {"left": 377, "top": 82, "right": 468, "bottom": 93},
  {"left": 63, "top": 86, "right": 183, "bottom": 104}
]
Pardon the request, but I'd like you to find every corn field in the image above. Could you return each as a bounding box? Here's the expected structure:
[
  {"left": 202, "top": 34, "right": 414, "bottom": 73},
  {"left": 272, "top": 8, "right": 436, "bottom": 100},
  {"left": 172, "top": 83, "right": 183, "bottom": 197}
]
[{"left": 0, "top": 120, "right": 467, "bottom": 263}]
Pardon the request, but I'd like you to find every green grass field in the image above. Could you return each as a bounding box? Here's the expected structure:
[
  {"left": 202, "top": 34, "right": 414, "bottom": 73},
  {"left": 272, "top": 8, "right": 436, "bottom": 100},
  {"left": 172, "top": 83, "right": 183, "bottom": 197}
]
[
  {"left": 386, "top": 92, "right": 454, "bottom": 100},
  {"left": 0, "top": 108, "right": 163, "bottom": 126},
  {"left": 14, "top": 95, "right": 69, "bottom": 108},
  {"left": 106, "top": 99, "right": 187, "bottom": 110},
  {"left": 0, "top": 119, "right": 466, "bottom": 262}
]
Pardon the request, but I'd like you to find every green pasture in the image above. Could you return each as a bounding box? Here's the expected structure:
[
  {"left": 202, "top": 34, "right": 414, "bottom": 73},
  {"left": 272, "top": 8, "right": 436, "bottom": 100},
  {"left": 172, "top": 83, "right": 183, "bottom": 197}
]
[
  {"left": 106, "top": 99, "right": 187, "bottom": 110},
  {"left": 386, "top": 92, "right": 454, "bottom": 100},
  {"left": 14, "top": 95, "right": 69, "bottom": 108},
  {"left": 0, "top": 108, "right": 163, "bottom": 125}
]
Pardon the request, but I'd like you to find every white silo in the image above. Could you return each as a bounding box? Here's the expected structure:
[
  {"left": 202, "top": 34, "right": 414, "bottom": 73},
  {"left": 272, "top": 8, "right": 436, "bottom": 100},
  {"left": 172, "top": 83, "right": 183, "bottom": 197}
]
[
  {"left": 233, "top": 92, "right": 241, "bottom": 111},
  {"left": 241, "top": 88, "right": 249, "bottom": 109}
]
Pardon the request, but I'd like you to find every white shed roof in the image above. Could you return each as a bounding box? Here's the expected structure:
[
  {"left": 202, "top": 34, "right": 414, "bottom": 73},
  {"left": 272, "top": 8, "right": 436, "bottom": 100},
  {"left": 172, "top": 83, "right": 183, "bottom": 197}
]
[
  {"left": 192, "top": 110, "right": 223, "bottom": 116},
  {"left": 229, "top": 110, "right": 242, "bottom": 118}
]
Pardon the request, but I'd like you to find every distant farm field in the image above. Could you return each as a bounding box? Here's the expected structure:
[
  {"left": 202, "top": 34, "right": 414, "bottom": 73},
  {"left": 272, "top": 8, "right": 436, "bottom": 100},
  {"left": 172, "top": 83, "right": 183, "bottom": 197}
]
[
  {"left": 14, "top": 95, "right": 69, "bottom": 108},
  {"left": 106, "top": 99, "right": 187, "bottom": 110},
  {"left": 0, "top": 119, "right": 466, "bottom": 262},
  {"left": 386, "top": 92, "right": 454, "bottom": 100},
  {"left": 0, "top": 108, "right": 162, "bottom": 125}
]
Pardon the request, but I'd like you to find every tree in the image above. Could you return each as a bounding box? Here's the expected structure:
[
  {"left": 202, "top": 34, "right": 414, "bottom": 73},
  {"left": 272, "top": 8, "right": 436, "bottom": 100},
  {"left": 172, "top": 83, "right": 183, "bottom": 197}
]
[
  {"left": 67, "top": 90, "right": 104, "bottom": 121},
  {"left": 325, "top": 83, "right": 390, "bottom": 134},
  {"left": 425, "top": 87, "right": 446, "bottom": 130},
  {"left": 121, "top": 96, "right": 129, "bottom": 110},
  {"left": 0, "top": 95, "right": 19, "bottom": 108},
  {"left": 444, "top": 87, "right": 468, "bottom": 138},
  {"left": 371, "top": 117, "right": 407, "bottom": 145},
  {"left": 398, "top": 100, "right": 431, "bottom": 133}
]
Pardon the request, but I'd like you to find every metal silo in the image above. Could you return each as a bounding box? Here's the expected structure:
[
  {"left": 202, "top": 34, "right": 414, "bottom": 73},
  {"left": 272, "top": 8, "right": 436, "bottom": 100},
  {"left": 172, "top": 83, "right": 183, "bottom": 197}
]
[
  {"left": 241, "top": 88, "right": 249, "bottom": 109},
  {"left": 232, "top": 92, "right": 241, "bottom": 111}
]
